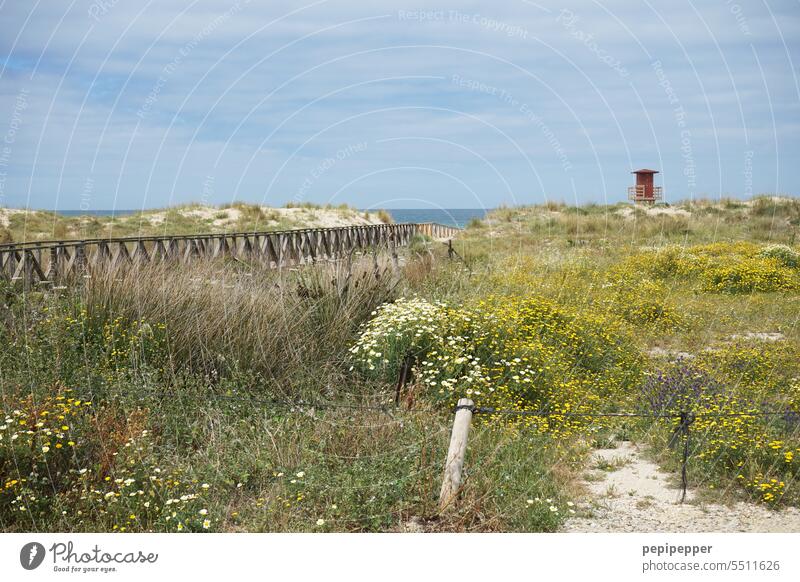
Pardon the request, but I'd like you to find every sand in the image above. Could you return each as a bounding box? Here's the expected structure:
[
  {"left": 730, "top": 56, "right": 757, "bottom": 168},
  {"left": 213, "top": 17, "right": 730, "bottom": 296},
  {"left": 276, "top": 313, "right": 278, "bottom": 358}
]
[
  {"left": 562, "top": 442, "right": 800, "bottom": 532},
  {"left": 616, "top": 206, "right": 692, "bottom": 219},
  {"left": 141, "top": 206, "right": 384, "bottom": 229},
  {"left": 0, "top": 207, "right": 28, "bottom": 228}
]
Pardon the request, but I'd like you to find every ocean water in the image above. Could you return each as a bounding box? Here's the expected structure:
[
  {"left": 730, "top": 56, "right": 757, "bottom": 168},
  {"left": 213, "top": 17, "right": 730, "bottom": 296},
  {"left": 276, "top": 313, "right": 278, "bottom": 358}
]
[
  {"left": 383, "top": 208, "right": 488, "bottom": 228},
  {"left": 57, "top": 208, "right": 490, "bottom": 228}
]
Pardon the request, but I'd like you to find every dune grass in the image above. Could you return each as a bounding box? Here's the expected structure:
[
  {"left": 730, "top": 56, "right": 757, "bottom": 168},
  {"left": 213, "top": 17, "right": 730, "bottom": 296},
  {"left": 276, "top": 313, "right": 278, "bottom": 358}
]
[{"left": 0, "top": 202, "right": 383, "bottom": 243}]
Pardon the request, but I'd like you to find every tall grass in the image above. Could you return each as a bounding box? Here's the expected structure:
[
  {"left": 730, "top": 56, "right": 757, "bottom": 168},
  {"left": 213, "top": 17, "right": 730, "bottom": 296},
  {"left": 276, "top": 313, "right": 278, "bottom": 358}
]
[{"left": 77, "top": 258, "right": 399, "bottom": 397}]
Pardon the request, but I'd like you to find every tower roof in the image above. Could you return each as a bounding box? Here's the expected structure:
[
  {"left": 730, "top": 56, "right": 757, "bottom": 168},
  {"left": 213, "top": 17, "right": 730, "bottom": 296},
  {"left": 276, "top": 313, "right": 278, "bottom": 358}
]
[{"left": 632, "top": 168, "right": 659, "bottom": 174}]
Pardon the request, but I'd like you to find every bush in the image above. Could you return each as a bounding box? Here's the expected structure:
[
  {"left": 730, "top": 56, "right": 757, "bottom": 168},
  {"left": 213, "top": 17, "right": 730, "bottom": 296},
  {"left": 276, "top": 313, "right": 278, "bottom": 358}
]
[
  {"left": 0, "top": 391, "right": 211, "bottom": 532},
  {"left": 606, "top": 279, "right": 683, "bottom": 329},
  {"left": 758, "top": 244, "right": 800, "bottom": 268},
  {"left": 640, "top": 349, "right": 800, "bottom": 506},
  {"left": 640, "top": 360, "right": 725, "bottom": 416},
  {"left": 1, "top": 389, "right": 93, "bottom": 527},
  {"left": 351, "top": 295, "right": 644, "bottom": 433},
  {"left": 611, "top": 242, "right": 800, "bottom": 294},
  {"left": 701, "top": 257, "right": 797, "bottom": 293}
]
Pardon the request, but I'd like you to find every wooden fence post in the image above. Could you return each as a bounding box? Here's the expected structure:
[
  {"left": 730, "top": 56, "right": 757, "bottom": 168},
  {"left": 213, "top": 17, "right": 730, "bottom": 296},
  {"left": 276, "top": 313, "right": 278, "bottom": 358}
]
[
  {"left": 394, "top": 353, "right": 415, "bottom": 406},
  {"left": 439, "top": 398, "right": 474, "bottom": 511}
]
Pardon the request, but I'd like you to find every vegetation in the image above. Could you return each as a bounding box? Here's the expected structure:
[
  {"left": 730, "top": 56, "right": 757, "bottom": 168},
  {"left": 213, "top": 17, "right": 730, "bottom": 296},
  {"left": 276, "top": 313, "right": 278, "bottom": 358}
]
[
  {"left": 351, "top": 296, "right": 643, "bottom": 434},
  {"left": 0, "top": 202, "right": 384, "bottom": 243},
  {"left": 2, "top": 195, "right": 800, "bottom": 532}
]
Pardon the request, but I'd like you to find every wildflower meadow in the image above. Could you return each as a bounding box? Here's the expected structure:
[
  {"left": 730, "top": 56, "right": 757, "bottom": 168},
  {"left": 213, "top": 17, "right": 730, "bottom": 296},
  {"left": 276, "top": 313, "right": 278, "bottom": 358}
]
[{"left": 2, "top": 196, "right": 800, "bottom": 532}]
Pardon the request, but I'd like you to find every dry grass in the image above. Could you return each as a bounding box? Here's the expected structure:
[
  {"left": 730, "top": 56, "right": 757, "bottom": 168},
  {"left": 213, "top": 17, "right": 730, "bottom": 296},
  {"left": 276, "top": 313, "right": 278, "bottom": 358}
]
[{"left": 80, "top": 257, "right": 400, "bottom": 397}]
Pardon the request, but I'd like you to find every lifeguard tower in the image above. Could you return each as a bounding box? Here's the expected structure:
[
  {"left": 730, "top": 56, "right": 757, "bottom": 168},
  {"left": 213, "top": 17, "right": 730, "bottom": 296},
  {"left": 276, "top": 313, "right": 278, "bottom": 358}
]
[{"left": 628, "top": 169, "right": 662, "bottom": 204}]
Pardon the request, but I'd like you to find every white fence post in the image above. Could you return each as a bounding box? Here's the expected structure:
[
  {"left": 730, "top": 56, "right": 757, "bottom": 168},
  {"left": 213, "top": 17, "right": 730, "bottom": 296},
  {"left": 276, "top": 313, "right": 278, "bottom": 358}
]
[{"left": 439, "top": 398, "right": 474, "bottom": 511}]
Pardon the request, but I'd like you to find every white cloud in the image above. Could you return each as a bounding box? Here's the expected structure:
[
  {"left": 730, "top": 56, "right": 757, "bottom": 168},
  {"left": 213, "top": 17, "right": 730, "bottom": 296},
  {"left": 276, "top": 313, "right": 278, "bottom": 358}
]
[{"left": 0, "top": 0, "right": 798, "bottom": 208}]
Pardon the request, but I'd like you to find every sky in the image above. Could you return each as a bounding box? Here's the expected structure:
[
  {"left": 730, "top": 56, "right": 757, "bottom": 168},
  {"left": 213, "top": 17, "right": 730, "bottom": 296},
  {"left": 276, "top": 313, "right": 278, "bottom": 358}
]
[{"left": 0, "top": 0, "right": 798, "bottom": 211}]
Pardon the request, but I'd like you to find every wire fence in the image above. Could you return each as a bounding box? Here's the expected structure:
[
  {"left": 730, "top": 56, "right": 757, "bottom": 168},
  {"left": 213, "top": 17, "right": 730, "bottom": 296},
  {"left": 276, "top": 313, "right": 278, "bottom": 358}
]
[
  {"left": 136, "top": 383, "right": 797, "bottom": 506},
  {"left": 456, "top": 403, "right": 798, "bottom": 503},
  {"left": 65, "top": 375, "right": 799, "bottom": 510},
  {"left": 130, "top": 382, "right": 798, "bottom": 498}
]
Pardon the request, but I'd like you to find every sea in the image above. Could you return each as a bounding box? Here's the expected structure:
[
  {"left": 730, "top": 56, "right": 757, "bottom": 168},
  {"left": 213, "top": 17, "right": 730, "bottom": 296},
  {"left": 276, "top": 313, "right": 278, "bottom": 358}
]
[{"left": 57, "top": 208, "right": 489, "bottom": 229}]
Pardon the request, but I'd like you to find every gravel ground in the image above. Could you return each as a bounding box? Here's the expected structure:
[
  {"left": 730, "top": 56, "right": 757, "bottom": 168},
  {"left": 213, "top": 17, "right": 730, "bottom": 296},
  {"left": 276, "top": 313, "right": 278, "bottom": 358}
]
[{"left": 562, "top": 442, "right": 800, "bottom": 533}]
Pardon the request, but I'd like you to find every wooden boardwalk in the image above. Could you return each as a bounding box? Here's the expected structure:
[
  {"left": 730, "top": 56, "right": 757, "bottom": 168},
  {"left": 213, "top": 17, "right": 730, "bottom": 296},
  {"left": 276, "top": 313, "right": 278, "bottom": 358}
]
[{"left": 0, "top": 222, "right": 460, "bottom": 287}]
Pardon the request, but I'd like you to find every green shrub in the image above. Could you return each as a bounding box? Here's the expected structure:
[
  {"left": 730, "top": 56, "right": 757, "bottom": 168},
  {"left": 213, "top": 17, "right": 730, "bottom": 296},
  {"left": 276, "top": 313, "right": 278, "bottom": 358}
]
[
  {"left": 612, "top": 242, "right": 800, "bottom": 294},
  {"left": 758, "top": 244, "right": 800, "bottom": 268},
  {"left": 351, "top": 295, "right": 644, "bottom": 432}
]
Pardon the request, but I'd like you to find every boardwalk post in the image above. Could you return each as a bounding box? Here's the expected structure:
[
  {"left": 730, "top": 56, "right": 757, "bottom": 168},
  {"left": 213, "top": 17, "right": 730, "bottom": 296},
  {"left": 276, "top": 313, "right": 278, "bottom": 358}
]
[
  {"left": 74, "top": 243, "right": 87, "bottom": 276},
  {"left": 389, "top": 232, "right": 399, "bottom": 271},
  {"left": 439, "top": 398, "right": 474, "bottom": 511},
  {"left": 47, "top": 246, "right": 60, "bottom": 281}
]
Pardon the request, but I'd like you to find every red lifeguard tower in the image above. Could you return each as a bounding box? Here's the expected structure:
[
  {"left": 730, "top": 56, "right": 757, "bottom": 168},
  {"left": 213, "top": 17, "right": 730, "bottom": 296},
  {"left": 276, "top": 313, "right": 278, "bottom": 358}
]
[{"left": 628, "top": 169, "right": 662, "bottom": 204}]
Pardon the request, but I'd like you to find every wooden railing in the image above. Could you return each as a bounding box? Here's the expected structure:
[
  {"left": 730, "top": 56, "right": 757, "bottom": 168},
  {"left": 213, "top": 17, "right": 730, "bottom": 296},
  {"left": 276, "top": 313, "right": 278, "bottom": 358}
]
[
  {"left": 0, "top": 222, "right": 461, "bottom": 287},
  {"left": 627, "top": 185, "right": 663, "bottom": 203}
]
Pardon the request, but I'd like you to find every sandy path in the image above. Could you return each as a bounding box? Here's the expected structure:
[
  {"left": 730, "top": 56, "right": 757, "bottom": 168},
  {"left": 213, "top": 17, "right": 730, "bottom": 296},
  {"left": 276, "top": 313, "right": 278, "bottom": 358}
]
[{"left": 562, "top": 441, "right": 800, "bottom": 532}]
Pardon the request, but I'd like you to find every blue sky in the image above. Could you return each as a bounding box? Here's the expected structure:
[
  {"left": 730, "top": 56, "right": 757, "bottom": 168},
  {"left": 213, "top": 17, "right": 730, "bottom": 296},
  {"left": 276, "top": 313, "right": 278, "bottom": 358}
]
[{"left": 0, "top": 0, "right": 798, "bottom": 210}]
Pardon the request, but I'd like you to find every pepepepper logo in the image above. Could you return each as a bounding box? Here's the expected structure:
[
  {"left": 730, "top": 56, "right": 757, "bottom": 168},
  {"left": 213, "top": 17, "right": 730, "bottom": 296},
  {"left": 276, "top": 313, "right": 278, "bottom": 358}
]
[{"left": 20, "top": 542, "right": 46, "bottom": 570}]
